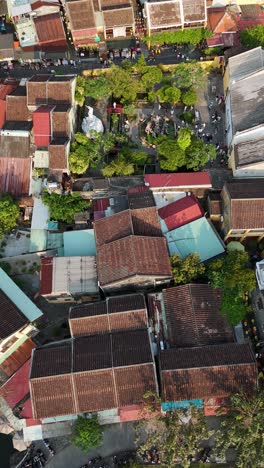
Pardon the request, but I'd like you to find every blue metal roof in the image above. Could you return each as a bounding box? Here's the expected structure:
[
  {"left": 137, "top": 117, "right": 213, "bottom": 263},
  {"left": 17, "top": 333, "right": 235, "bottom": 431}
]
[
  {"left": 63, "top": 230, "right": 96, "bottom": 257},
  {"left": 162, "top": 400, "right": 203, "bottom": 411},
  {"left": 165, "top": 217, "right": 225, "bottom": 262}
]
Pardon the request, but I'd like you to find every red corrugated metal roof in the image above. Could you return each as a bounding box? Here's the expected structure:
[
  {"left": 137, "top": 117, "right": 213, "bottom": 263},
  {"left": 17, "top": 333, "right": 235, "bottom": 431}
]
[
  {"left": 0, "top": 100, "right": 6, "bottom": 129},
  {"left": 33, "top": 106, "right": 52, "bottom": 147},
  {"left": 144, "top": 172, "right": 211, "bottom": 189},
  {"left": 34, "top": 13, "right": 67, "bottom": 49},
  {"left": 1, "top": 360, "right": 31, "bottom": 409},
  {"left": 20, "top": 398, "right": 33, "bottom": 419},
  {"left": 158, "top": 194, "right": 204, "bottom": 231},
  {"left": 127, "top": 185, "right": 149, "bottom": 194},
  {"left": 40, "top": 257, "right": 53, "bottom": 295},
  {"left": 0, "top": 157, "right": 31, "bottom": 195},
  {"left": 93, "top": 198, "right": 110, "bottom": 211},
  {"left": 0, "top": 82, "right": 18, "bottom": 101}
]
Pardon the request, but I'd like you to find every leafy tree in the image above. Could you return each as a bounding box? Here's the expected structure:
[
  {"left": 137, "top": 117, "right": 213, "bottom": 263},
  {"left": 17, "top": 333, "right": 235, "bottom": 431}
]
[
  {"left": 134, "top": 55, "right": 147, "bottom": 74},
  {"left": 123, "top": 104, "right": 137, "bottom": 119},
  {"left": 141, "top": 67, "right": 163, "bottom": 90},
  {"left": 157, "top": 139, "right": 185, "bottom": 171},
  {"left": 216, "top": 390, "right": 264, "bottom": 468},
  {"left": 157, "top": 85, "right": 181, "bottom": 104},
  {"left": 0, "top": 194, "right": 19, "bottom": 238},
  {"left": 102, "top": 155, "right": 135, "bottom": 176},
  {"left": 170, "top": 253, "right": 205, "bottom": 285},
  {"left": 142, "top": 28, "right": 212, "bottom": 46},
  {"left": 173, "top": 62, "right": 205, "bottom": 90},
  {"left": 185, "top": 138, "right": 216, "bottom": 171},
  {"left": 107, "top": 65, "right": 140, "bottom": 103},
  {"left": 177, "top": 128, "right": 192, "bottom": 151},
  {"left": 69, "top": 149, "right": 90, "bottom": 175},
  {"left": 72, "top": 415, "right": 103, "bottom": 453},
  {"left": 75, "top": 75, "right": 110, "bottom": 103},
  {"left": 138, "top": 406, "right": 211, "bottom": 468},
  {"left": 42, "top": 192, "right": 88, "bottom": 224},
  {"left": 130, "top": 150, "right": 149, "bottom": 166},
  {"left": 240, "top": 25, "right": 264, "bottom": 48},
  {"left": 208, "top": 251, "right": 256, "bottom": 325},
  {"left": 181, "top": 88, "right": 198, "bottom": 106}
]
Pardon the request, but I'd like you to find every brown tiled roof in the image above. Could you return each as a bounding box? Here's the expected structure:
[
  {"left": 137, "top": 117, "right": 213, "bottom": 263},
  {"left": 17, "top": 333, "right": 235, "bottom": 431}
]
[
  {"left": 69, "top": 294, "right": 147, "bottom": 336},
  {"left": 128, "top": 190, "right": 156, "bottom": 210},
  {"left": 160, "top": 343, "right": 257, "bottom": 401},
  {"left": 97, "top": 236, "right": 172, "bottom": 287},
  {"left": 101, "top": 0, "right": 131, "bottom": 8},
  {"left": 207, "top": 7, "right": 225, "bottom": 31},
  {"left": 183, "top": 0, "right": 206, "bottom": 23},
  {"left": 0, "top": 338, "right": 35, "bottom": 378},
  {"left": 47, "top": 80, "right": 73, "bottom": 105},
  {"left": 94, "top": 208, "right": 162, "bottom": 247},
  {"left": 0, "top": 157, "right": 31, "bottom": 195},
  {"left": 0, "top": 134, "right": 30, "bottom": 158},
  {"left": 6, "top": 94, "right": 32, "bottom": 121},
  {"left": 0, "top": 290, "right": 28, "bottom": 339},
  {"left": 94, "top": 210, "right": 132, "bottom": 247},
  {"left": 49, "top": 142, "right": 68, "bottom": 170},
  {"left": 103, "top": 7, "right": 134, "bottom": 27},
  {"left": 66, "top": 0, "right": 96, "bottom": 31},
  {"left": 224, "top": 181, "right": 264, "bottom": 230},
  {"left": 146, "top": 2, "right": 181, "bottom": 29},
  {"left": 27, "top": 75, "right": 74, "bottom": 106},
  {"left": 163, "top": 284, "right": 234, "bottom": 348},
  {"left": 40, "top": 257, "right": 53, "bottom": 295},
  {"left": 34, "top": 13, "right": 67, "bottom": 45},
  {"left": 30, "top": 342, "right": 72, "bottom": 378},
  {"left": 208, "top": 192, "right": 222, "bottom": 216},
  {"left": 51, "top": 105, "right": 70, "bottom": 138},
  {"left": 27, "top": 80, "right": 49, "bottom": 107},
  {"left": 30, "top": 330, "right": 157, "bottom": 418}
]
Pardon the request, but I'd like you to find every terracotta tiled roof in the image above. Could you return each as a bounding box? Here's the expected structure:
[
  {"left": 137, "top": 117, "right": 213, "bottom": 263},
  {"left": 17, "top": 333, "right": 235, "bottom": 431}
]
[
  {"left": 224, "top": 180, "right": 264, "bottom": 230},
  {"left": 103, "top": 7, "right": 134, "bottom": 27},
  {"left": 27, "top": 75, "right": 74, "bottom": 107},
  {"left": 30, "top": 330, "right": 157, "bottom": 418},
  {"left": 160, "top": 343, "right": 257, "bottom": 401},
  {"left": 207, "top": 7, "right": 226, "bottom": 31},
  {"left": 34, "top": 13, "right": 67, "bottom": 46},
  {"left": 158, "top": 194, "right": 203, "bottom": 231},
  {"left": 94, "top": 208, "right": 162, "bottom": 247},
  {"left": 0, "top": 338, "right": 35, "bottom": 378},
  {"left": 208, "top": 192, "right": 222, "bottom": 216},
  {"left": 162, "top": 284, "right": 234, "bottom": 348},
  {"left": 182, "top": 0, "right": 206, "bottom": 23},
  {"left": 49, "top": 141, "right": 68, "bottom": 170},
  {"left": 97, "top": 235, "right": 172, "bottom": 287},
  {"left": 0, "top": 290, "right": 28, "bottom": 339},
  {"left": 127, "top": 190, "right": 156, "bottom": 210},
  {"left": 146, "top": 1, "right": 181, "bottom": 29},
  {"left": 6, "top": 93, "right": 32, "bottom": 121},
  {"left": 101, "top": 0, "right": 131, "bottom": 8},
  {"left": 51, "top": 105, "right": 70, "bottom": 138},
  {"left": 66, "top": 0, "right": 96, "bottom": 31},
  {"left": 69, "top": 294, "right": 147, "bottom": 336},
  {"left": 39, "top": 257, "right": 53, "bottom": 295}
]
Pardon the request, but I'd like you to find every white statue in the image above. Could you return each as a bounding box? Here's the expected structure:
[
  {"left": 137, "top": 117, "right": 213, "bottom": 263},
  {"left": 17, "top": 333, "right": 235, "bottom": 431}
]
[{"left": 82, "top": 105, "right": 104, "bottom": 137}]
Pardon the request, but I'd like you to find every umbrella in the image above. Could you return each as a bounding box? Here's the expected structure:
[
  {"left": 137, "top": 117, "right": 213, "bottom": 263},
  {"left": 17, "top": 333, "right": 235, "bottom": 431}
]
[
  {"left": 0, "top": 422, "right": 13, "bottom": 434},
  {"left": 12, "top": 434, "right": 29, "bottom": 452},
  {"left": 227, "top": 241, "right": 245, "bottom": 252}
]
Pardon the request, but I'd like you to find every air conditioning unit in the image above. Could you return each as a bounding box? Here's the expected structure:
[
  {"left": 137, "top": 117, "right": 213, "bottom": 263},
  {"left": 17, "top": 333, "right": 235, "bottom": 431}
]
[{"left": 109, "top": 198, "right": 115, "bottom": 206}]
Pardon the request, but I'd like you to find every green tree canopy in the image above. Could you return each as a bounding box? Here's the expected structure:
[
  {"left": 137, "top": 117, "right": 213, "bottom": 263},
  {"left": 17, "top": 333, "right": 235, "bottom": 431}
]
[
  {"left": 129, "top": 150, "right": 149, "bottom": 166},
  {"left": 72, "top": 415, "right": 103, "bottom": 453},
  {"left": 173, "top": 62, "right": 205, "bottom": 90},
  {"left": 185, "top": 138, "right": 216, "bottom": 171},
  {"left": 107, "top": 65, "right": 140, "bottom": 103},
  {"left": 170, "top": 253, "right": 205, "bottom": 285},
  {"left": 142, "top": 28, "right": 212, "bottom": 46},
  {"left": 207, "top": 251, "right": 256, "bottom": 325},
  {"left": 0, "top": 194, "right": 19, "bottom": 238},
  {"left": 157, "top": 85, "right": 181, "bottom": 104},
  {"left": 138, "top": 406, "right": 211, "bottom": 468},
  {"left": 102, "top": 155, "right": 135, "bottom": 176},
  {"left": 216, "top": 390, "right": 264, "bottom": 468},
  {"left": 141, "top": 67, "right": 163, "bottom": 90},
  {"left": 240, "top": 25, "right": 264, "bottom": 48},
  {"left": 181, "top": 88, "right": 198, "bottom": 106},
  {"left": 177, "top": 128, "right": 193, "bottom": 151},
  {"left": 75, "top": 75, "right": 110, "bottom": 104},
  {"left": 157, "top": 139, "right": 185, "bottom": 171},
  {"left": 42, "top": 191, "right": 88, "bottom": 224}
]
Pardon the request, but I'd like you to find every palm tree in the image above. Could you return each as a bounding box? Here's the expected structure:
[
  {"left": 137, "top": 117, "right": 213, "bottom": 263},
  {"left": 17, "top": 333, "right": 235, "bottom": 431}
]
[{"left": 216, "top": 390, "right": 264, "bottom": 467}]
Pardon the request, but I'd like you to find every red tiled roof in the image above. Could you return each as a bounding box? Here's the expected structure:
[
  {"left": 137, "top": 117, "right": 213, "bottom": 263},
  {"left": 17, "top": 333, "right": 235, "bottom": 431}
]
[
  {"left": 6, "top": 94, "right": 32, "bottom": 122},
  {"left": 127, "top": 186, "right": 149, "bottom": 194},
  {"left": 2, "top": 360, "right": 31, "bottom": 409},
  {"left": 40, "top": 257, "right": 53, "bottom": 295},
  {"left": 20, "top": 398, "right": 33, "bottom": 419},
  {"left": 162, "top": 284, "right": 234, "bottom": 348},
  {"left": 34, "top": 13, "right": 67, "bottom": 47},
  {"left": 160, "top": 343, "right": 257, "bottom": 401},
  {"left": 49, "top": 142, "right": 68, "bottom": 170},
  {"left": 33, "top": 106, "right": 52, "bottom": 147},
  {"left": 144, "top": 172, "right": 211, "bottom": 189},
  {"left": 66, "top": 0, "right": 96, "bottom": 32},
  {"left": 0, "top": 290, "right": 28, "bottom": 339},
  {"left": 158, "top": 194, "right": 203, "bottom": 231},
  {"left": 0, "top": 100, "right": 6, "bottom": 129},
  {"left": 224, "top": 180, "right": 264, "bottom": 230},
  {"left": 207, "top": 7, "right": 237, "bottom": 33},
  {"left": 97, "top": 235, "right": 172, "bottom": 287},
  {"left": 0, "top": 157, "right": 31, "bottom": 195},
  {"left": 103, "top": 7, "right": 134, "bottom": 27}
]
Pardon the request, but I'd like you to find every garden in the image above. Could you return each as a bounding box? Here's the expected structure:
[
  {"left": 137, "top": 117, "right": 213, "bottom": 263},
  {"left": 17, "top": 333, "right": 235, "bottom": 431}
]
[{"left": 72, "top": 57, "right": 217, "bottom": 177}]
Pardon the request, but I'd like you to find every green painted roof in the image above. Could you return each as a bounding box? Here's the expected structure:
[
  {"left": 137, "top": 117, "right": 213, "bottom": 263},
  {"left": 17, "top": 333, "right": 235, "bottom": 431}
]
[
  {"left": 165, "top": 217, "right": 225, "bottom": 262},
  {"left": 0, "top": 268, "right": 42, "bottom": 322},
  {"left": 63, "top": 230, "right": 96, "bottom": 257},
  {"left": 29, "top": 229, "right": 47, "bottom": 252}
]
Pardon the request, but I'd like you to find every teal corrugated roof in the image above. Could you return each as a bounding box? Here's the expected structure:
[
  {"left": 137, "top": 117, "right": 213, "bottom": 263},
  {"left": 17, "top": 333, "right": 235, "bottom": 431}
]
[
  {"left": 0, "top": 268, "right": 42, "bottom": 321},
  {"left": 166, "top": 217, "right": 225, "bottom": 262},
  {"left": 63, "top": 230, "right": 96, "bottom": 257},
  {"left": 29, "top": 229, "right": 47, "bottom": 252}
]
